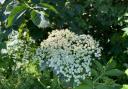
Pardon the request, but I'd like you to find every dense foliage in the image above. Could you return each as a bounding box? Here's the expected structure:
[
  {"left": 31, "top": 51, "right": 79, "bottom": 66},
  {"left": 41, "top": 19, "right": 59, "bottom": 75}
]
[{"left": 0, "top": 0, "right": 128, "bottom": 89}]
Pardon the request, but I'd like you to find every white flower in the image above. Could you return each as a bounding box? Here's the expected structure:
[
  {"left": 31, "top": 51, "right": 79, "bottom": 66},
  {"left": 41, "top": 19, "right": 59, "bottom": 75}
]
[
  {"left": 6, "top": 30, "right": 35, "bottom": 62},
  {"left": 35, "top": 29, "right": 102, "bottom": 86},
  {"left": 1, "top": 49, "right": 7, "bottom": 54}
]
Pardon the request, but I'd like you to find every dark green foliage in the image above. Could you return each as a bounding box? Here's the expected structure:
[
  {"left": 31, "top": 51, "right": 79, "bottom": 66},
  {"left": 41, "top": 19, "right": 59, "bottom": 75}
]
[{"left": 0, "top": 0, "right": 128, "bottom": 89}]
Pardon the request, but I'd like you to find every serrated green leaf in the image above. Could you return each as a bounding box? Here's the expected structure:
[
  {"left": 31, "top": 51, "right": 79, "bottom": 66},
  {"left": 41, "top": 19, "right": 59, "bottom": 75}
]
[
  {"left": 106, "top": 57, "right": 116, "bottom": 70},
  {"left": 40, "top": 3, "right": 58, "bottom": 14},
  {"left": 31, "top": 10, "right": 50, "bottom": 28},
  {"left": 7, "top": 5, "right": 27, "bottom": 27},
  {"left": 94, "top": 60, "right": 103, "bottom": 72},
  {"left": 105, "top": 69, "right": 124, "bottom": 76}
]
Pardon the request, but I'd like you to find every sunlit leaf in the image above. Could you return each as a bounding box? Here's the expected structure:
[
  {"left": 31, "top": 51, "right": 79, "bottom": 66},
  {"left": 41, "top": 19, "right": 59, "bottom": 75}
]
[
  {"left": 7, "top": 4, "right": 27, "bottom": 27},
  {"left": 122, "top": 27, "right": 128, "bottom": 36},
  {"left": 40, "top": 3, "right": 59, "bottom": 14},
  {"left": 0, "top": 0, "right": 5, "bottom": 4},
  {"left": 121, "top": 85, "right": 128, "bottom": 89},
  {"left": 124, "top": 13, "right": 128, "bottom": 16},
  {"left": 125, "top": 69, "right": 128, "bottom": 76},
  {"left": 106, "top": 57, "right": 116, "bottom": 70},
  {"left": 31, "top": 10, "right": 50, "bottom": 28},
  {"left": 124, "top": 19, "right": 128, "bottom": 23}
]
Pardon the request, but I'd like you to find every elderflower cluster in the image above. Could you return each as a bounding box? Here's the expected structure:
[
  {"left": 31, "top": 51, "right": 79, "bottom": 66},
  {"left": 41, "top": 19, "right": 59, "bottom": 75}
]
[
  {"left": 6, "top": 30, "right": 35, "bottom": 62},
  {"left": 36, "top": 29, "right": 102, "bottom": 86}
]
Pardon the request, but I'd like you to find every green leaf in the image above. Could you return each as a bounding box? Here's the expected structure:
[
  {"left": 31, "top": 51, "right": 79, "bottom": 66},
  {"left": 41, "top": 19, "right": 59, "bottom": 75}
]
[
  {"left": 94, "top": 60, "right": 103, "bottom": 72},
  {"left": 31, "top": 10, "right": 50, "bottom": 28},
  {"left": 95, "top": 84, "right": 121, "bottom": 89},
  {"left": 74, "top": 79, "right": 93, "bottom": 89},
  {"left": 124, "top": 19, "right": 128, "bottom": 23},
  {"left": 106, "top": 57, "right": 116, "bottom": 70},
  {"left": 124, "top": 13, "right": 128, "bottom": 16},
  {"left": 95, "top": 84, "right": 111, "bottom": 89},
  {"left": 122, "top": 27, "right": 128, "bottom": 36},
  {"left": 40, "top": 3, "right": 59, "bottom": 14},
  {"left": 0, "top": 0, "right": 5, "bottom": 4},
  {"left": 125, "top": 69, "right": 128, "bottom": 76},
  {"left": 7, "top": 4, "right": 27, "bottom": 27},
  {"left": 105, "top": 69, "right": 124, "bottom": 77},
  {"left": 91, "top": 68, "right": 98, "bottom": 78},
  {"left": 121, "top": 85, "right": 128, "bottom": 89},
  {"left": 84, "top": 79, "right": 93, "bottom": 86},
  {"left": 74, "top": 84, "right": 92, "bottom": 89}
]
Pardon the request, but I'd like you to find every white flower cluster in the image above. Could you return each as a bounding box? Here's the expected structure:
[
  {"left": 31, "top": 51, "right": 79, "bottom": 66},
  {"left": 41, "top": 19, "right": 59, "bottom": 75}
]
[
  {"left": 6, "top": 30, "right": 35, "bottom": 61},
  {"left": 36, "top": 29, "right": 102, "bottom": 86}
]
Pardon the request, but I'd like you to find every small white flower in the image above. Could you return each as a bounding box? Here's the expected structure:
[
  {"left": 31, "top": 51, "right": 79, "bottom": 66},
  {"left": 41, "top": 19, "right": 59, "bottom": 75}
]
[
  {"left": 35, "top": 29, "right": 102, "bottom": 86},
  {"left": 1, "top": 49, "right": 7, "bottom": 54},
  {"left": 5, "top": 30, "right": 35, "bottom": 65}
]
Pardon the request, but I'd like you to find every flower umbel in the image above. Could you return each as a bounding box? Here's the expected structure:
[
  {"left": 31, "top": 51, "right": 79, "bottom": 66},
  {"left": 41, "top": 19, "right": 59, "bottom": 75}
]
[
  {"left": 6, "top": 30, "right": 35, "bottom": 61},
  {"left": 36, "top": 29, "right": 102, "bottom": 86}
]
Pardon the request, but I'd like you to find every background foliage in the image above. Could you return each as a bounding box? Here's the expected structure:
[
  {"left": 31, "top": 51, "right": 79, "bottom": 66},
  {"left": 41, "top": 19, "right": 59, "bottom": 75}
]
[{"left": 0, "top": 0, "right": 128, "bottom": 89}]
